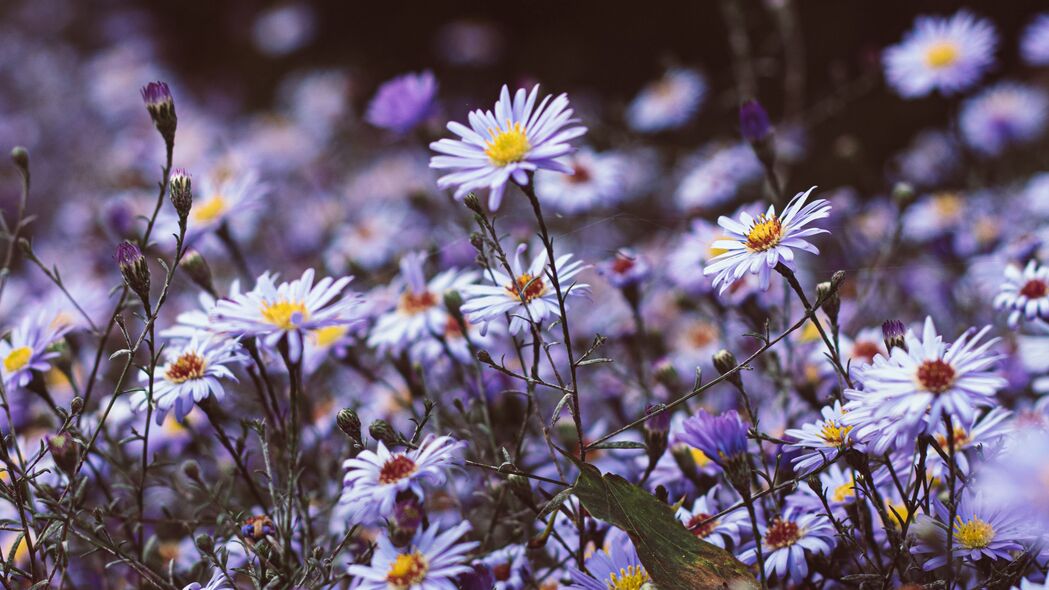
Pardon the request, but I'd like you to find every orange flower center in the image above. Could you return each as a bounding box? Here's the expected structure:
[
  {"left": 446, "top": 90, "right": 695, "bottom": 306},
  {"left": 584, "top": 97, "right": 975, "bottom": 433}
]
[
  {"left": 164, "top": 352, "right": 206, "bottom": 384},
  {"left": 917, "top": 359, "right": 955, "bottom": 394}
]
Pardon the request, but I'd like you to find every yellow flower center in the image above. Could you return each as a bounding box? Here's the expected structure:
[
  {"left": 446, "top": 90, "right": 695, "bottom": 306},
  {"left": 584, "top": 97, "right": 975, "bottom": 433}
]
[
  {"left": 386, "top": 551, "right": 429, "bottom": 589},
  {"left": 164, "top": 352, "right": 207, "bottom": 384},
  {"left": 192, "top": 194, "right": 228, "bottom": 223},
  {"left": 925, "top": 41, "right": 960, "bottom": 69},
  {"left": 954, "top": 516, "right": 994, "bottom": 550},
  {"left": 3, "top": 346, "right": 32, "bottom": 373},
  {"left": 689, "top": 447, "right": 712, "bottom": 467},
  {"left": 607, "top": 565, "right": 649, "bottom": 590},
  {"left": 745, "top": 215, "right": 783, "bottom": 252},
  {"left": 260, "top": 300, "right": 309, "bottom": 330},
  {"left": 820, "top": 421, "right": 852, "bottom": 446},
  {"left": 485, "top": 121, "right": 531, "bottom": 167},
  {"left": 831, "top": 477, "right": 856, "bottom": 503},
  {"left": 884, "top": 501, "right": 912, "bottom": 530},
  {"left": 506, "top": 273, "right": 547, "bottom": 303},
  {"left": 312, "top": 325, "right": 348, "bottom": 348},
  {"left": 932, "top": 193, "right": 963, "bottom": 218}
]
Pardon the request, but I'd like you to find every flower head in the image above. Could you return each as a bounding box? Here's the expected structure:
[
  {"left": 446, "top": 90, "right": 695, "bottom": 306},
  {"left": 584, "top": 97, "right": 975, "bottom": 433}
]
[
  {"left": 348, "top": 521, "right": 478, "bottom": 590},
  {"left": 960, "top": 82, "right": 1049, "bottom": 157},
  {"left": 340, "top": 434, "right": 465, "bottom": 524},
  {"left": 843, "top": 317, "right": 1006, "bottom": 454},
  {"left": 995, "top": 260, "right": 1049, "bottom": 329},
  {"left": 1021, "top": 13, "right": 1049, "bottom": 66},
  {"left": 132, "top": 336, "right": 243, "bottom": 424},
  {"left": 738, "top": 507, "right": 836, "bottom": 584},
  {"left": 0, "top": 313, "right": 69, "bottom": 392},
  {"left": 676, "top": 486, "right": 748, "bottom": 549},
  {"left": 461, "top": 243, "right": 589, "bottom": 335},
  {"left": 678, "top": 409, "right": 749, "bottom": 490},
  {"left": 429, "top": 84, "right": 586, "bottom": 209},
  {"left": 703, "top": 187, "right": 831, "bottom": 294},
  {"left": 473, "top": 544, "right": 530, "bottom": 590},
  {"left": 911, "top": 490, "right": 1026, "bottom": 570},
  {"left": 533, "top": 148, "right": 625, "bottom": 215},
  {"left": 626, "top": 67, "right": 706, "bottom": 133},
  {"left": 211, "top": 268, "right": 359, "bottom": 361},
  {"left": 366, "top": 71, "right": 439, "bottom": 135},
  {"left": 784, "top": 400, "right": 856, "bottom": 475},
  {"left": 883, "top": 10, "right": 997, "bottom": 98},
  {"left": 566, "top": 528, "right": 650, "bottom": 590}
]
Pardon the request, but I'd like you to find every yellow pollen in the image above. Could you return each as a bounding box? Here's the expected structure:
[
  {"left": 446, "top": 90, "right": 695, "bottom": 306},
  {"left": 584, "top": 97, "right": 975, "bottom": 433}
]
[
  {"left": 386, "top": 551, "right": 429, "bottom": 589},
  {"left": 820, "top": 421, "right": 852, "bottom": 446},
  {"left": 312, "top": 325, "right": 348, "bottom": 348},
  {"left": 832, "top": 477, "right": 856, "bottom": 503},
  {"left": 260, "top": 300, "right": 308, "bottom": 330},
  {"left": 192, "top": 194, "right": 228, "bottom": 223},
  {"left": 3, "top": 346, "right": 32, "bottom": 373},
  {"left": 484, "top": 121, "right": 530, "bottom": 167},
  {"left": 745, "top": 215, "right": 783, "bottom": 252},
  {"left": 932, "top": 193, "right": 963, "bottom": 218},
  {"left": 689, "top": 447, "right": 712, "bottom": 467},
  {"left": 954, "top": 516, "right": 995, "bottom": 550},
  {"left": 925, "top": 41, "right": 960, "bottom": 69},
  {"left": 607, "top": 565, "right": 649, "bottom": 590}
]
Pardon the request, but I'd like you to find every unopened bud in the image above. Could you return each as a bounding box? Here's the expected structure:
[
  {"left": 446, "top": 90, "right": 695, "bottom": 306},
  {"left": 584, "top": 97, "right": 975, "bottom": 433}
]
[
  {"left": 882, "top": 320, "right": 907, "bottom": 353},
  {"left": 644, "top": 405, "right": 670, "bottom": 465},
  {"left": 475, "top": 349, "right": 492, "bottom": 364},
  {"left": 463, "top": 193, "right": 483, "bottom": 214},
  {"left": 739, "top": 99, "right": 773, "bottom": 144},
  {"left": 712, "top": 349, "right": 743, "bottom": 389},
  {"left": 469, "top": 232, "right": 484, "bottom": 253},
  {"left": 443, "top": 290, "right": 464, "bottom": 320},
  {"left": 179, "top": 249, "right": 215, "bottom": 295},
  {"left": 70, "top": 396, "right": 84, "bottom": 416},
  {"left": 140, "top": 81, "right": 177, "bottom": 144},
  {"left": 10, "top": 146, "right": 29, "bottom": 172},
  {"left": 369, "top": 419, "right": 400, "bottom": 447},
  {"left": 816, "top": 281, "right": 840, "bottom": 324},
  {"left": 169, "top": 168, "right": 193, "bottom": 224},
  {"left": 47, "top": 434, "right": 78, "bottom": 475},
  {"left": 181, "top": 459, "right": 201, "bottom": 481},
  {"left": 892, "top": 182, "right": 916, "bottom": 209},
  {"left": 195, "top": 533, "right": 214, "bottom": 553},
  {"left": 337, "top": 408, "right": 362, "bottom": 442},
  {"left": 507, "top": 473, "right": 536, "bottom": 509},
  {"left": 116, "top": 241, "right": 150, "bottom": 305}
]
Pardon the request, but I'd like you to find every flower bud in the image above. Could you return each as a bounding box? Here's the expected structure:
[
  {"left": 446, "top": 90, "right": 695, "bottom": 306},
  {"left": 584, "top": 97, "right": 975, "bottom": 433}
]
[
  {"left": 47, "top": 434, "right": 78, "bottom": 475},
  {"left": 241, "top": 515, "right": 276, "bottom": 542},
  {"left": 469, "top": 232, "right": 485, "bottom": 253},
  {"left": 337, "top": 408, "right": 362, "bottom": 443},
  {"left": 10, "top": 146, "right": 28, "bottom": 172},
  {"left": 195, "top": 533, "right": 214, "bottom": 554},
  {"left": 169, "top": 168, "right": 193, "bottom": 225},
  {"left": 892, "top": 182, "right": 916, "bottom": 210},
  {"left": 181, "top": 459, "right": 201, "bottom": 481},
  {"left": 882, "top": 320, "right": 907, "bottom": 353},
  {"left": 116, "top": 241, "right": 150, "bottom": 305},
  {"left": 816, "top": 281, "right": 840, "bottom": 324},
  {"left": 140, "top": 81, "right": 177, "bottom": 144},
  {"left": 463, "top": 193, "right": 483, "bottom": 214},
  {"left": 507, "top": 473, "right": 536, "bottom": 509},
  {"left": 443, "top": 290, "right": 464, "bottom": 321},
  {"left": 179, "top": 249, "right": 215, "bottom": 295},
  {"left": 712, "top": 349, "right": 743, "bottom": 389},
  {"left": 70, "top": 396, "right": 84, "bottom": 416},
  {"left": 643, "top": 404, "right": 670, "bottom": 465},
  {"left": 369, "top": 419, "right": 401, "bottom": 448},
  {"left": 739, "top": 99, "right": 773, "bottom": 144}
]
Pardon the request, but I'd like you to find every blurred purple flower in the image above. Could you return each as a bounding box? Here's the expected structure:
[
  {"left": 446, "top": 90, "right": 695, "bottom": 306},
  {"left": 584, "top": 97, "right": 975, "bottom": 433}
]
[{"left": 366, "top": 71, "right": 439, "bottom": 135}]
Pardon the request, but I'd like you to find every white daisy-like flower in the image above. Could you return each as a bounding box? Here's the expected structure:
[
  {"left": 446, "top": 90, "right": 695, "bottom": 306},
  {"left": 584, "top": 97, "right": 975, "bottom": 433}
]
[
  {"left": 211, "top": 268, "right": 359, "bottom": 361},
  {"left": 675, "top": 486, "right": 747, "bottom": 549},
  {"left": 995, "top": 260, "right": 1049, "bottom": 329},
  {"left": 429, "top": 84, "right": 587, "bottom": 210},
  {"left": 460, "top": 243, "right": 589, "bottom": 335},
  {"left": 533, "top": 148, "right": 625, "bottom": 215},
  {"left": 842, "top": 317, "right": 1006, "bottom": 455},
  {"left": 133, "top": 336, "right": 243, "bottom": 424},
  {"left": 626, "top": 67, "right": 706, "bottom": 133},
  {"left": 340, "top": 434, "right": 465, "bottom": 525},
  {"left": 882, "top": 10, "right": 997, "bottom": 98},
  {"left": 347, "top": 521, "right": 478, "bottom": 590},
  {"left": 783, "top": 400, "right": 856, "bottom": 475},
  {"left": 702, "top": 187, "right": 831, "bottom": 294},
  {"left": 184, "top": 168, "right": 267, "bottom": 239},
  {"left": 182, "top": 570, "right": 233, "bottom": 590},
  {"left": 737, "top": 506, "right": 836, "bottom": 585},
  {"left": 0, "top": 313, "right": 69, "bottom": 392},
  {"left": 367, "top": 251, "right": 477, "bottom": 354},
  {"left": 959, "top": 82, "right": 1049, "bottom": 157}
]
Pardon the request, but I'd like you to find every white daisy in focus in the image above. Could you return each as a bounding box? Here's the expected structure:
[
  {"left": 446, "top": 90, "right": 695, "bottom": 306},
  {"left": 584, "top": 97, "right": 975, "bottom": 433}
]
[{"left": 133, "top": 336, "right": 244, "bottom": 424}]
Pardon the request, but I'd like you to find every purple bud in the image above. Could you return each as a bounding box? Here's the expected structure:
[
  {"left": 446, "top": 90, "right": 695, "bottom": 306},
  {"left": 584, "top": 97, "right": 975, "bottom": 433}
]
[
  {"left": 739, "top": 99, "right": 772, "bottom": 143},
  {"left": 116, "top": 240, "right": 150, "bottom": 304},
  {"left": 115, "top": 241, "right": 143, "bottom": 268},
  {"left": 140, "top": 81, "right": 172, "bottom": 107},
  {"left": 140, "top": 81, "right": 176, "bottom": 142},
  {"left": 882, "top": 320, "right": 907, "bottom": 353},
  {"left": 169, "top": 168, "right": 193, "bottom": 223}
]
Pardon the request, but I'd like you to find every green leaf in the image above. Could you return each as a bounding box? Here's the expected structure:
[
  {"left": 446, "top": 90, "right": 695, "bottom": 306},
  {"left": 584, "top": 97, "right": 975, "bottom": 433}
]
[
  {"left": 586, "top": 440, "right": 647, "bottom": 451},
  {"left": 571, "top": 461, "right": 758, "bottom": 590}
]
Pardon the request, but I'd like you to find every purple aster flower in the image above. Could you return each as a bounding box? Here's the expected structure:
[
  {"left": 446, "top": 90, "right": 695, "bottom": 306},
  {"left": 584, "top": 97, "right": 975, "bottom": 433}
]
[
  {"left": 347, "top": 521, "right": 478, "bottom": 590},
  {"left": 738, "top": 506, "right": 836, "bottom": 585},
  {"left": 598, "top": 248, "right": 650, "bottom": 289},
  {"left": 473, "top": 544, "right": 530, "bottom": 590},
  {"left": 842, "top": 317, "right": 1006, "bottom": 455},
  {"left": 703, "top": 187, "right": 831, "bottom": 294},
  {"left": 132, "top": 335, "right": 244, "bottom": 425},
  {"left": 911, "top": 490, "right": 1026, "bottom": 571},
  {"left": 1, "top": 312, "right": 70, "bottom": 392},
  {"left": 533, "top": 147, "right": 625, "bottom": 214},
  {"left": 882, "top": 10, "right": 997, "bottom": 98},
  {"left": 783, "top": 400, "right": 856, "bottom": 475},
  {"left": 182, "top": 570, "right": 233, "bottom": 590},
  {"left": 460, "top": 243, "right": 589, "bottom": 335},
  {"left": 676, "top": 486, "right": 748, "bottom": 549},
  {"left": 566, "top": 527, "right": 650, "bottom": 590},
  {"left": 1021, "top": 13, "right": 1049, "bottom": 66},
  {"left": 339, "top": 434, "right": 466, "bottom": 525},
  {"left": 674, "top": 143, "right": 763, "bottom": 211},
  {"left": 678, "top": 409, "right": 749, "bottom": 479},
  {"left": 140, "top": 80, "right": 173, "bottom": 110},
  {"left": 366, "top": 71, "right": 439, "bottom": 135},
  {"left": 959, "top": 82, "right": 1049, "bottom": 157},
  {"left": 429, "top": 84, "right": 587, "bottom": 210},
  {"left": 995, "top": 260, "right": 1049, "bottom": 329},
  {"left": 626, "top": 67, "right": 706, "bottom": 133},
  {"left": 210, "top": 268, "right": 360, "bottom": 362}
]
